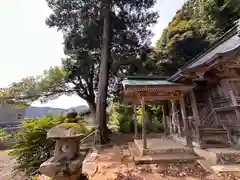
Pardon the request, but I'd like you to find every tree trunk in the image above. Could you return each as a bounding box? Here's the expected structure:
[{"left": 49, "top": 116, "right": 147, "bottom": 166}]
[{"left": 96, "top": 0, "right": 112, "bottom": 144}]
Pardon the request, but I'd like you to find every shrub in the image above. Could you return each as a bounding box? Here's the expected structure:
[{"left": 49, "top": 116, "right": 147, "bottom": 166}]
[
  {"left": 109, "top": 103, "right": 165, "bottom": 134},
  {"left": 0, "top": 128, "right": 6, "bottom": 140},
  {"left": 9, "top": 115, "right": 89, "bottom": 177},
  {"left": 137, "top": 106, "right": 164, "bottom": 133},
  {"left": 109, "top": 103, "right": 134, "bottom": 133}
]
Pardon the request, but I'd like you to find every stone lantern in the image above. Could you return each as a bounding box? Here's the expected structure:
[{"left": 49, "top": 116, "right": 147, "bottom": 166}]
[
  {"left": 40, "top": 123, "right": 86, "bottom": 180},
  {"left": 65, "top": 109, "right": 78, "bottom": 123}
]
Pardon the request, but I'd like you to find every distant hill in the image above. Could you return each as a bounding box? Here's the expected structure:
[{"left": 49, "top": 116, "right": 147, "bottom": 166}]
[{"left": 25, "top": 105, "right": 89, "bottom": 118}]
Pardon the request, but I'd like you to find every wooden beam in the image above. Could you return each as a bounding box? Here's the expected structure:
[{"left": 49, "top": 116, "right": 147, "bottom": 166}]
[
  {"left": 141, "top": 97, "right": 147, "bottom": 149},
  {"left": 190, "top": 90, "right": 201, "bottom": 145},
  {"left": 144, "top": 95, "right": 184, "bottom": 101},
  {"left": 180, "top": 97, "right": 193, "bottom": 150},
  {"left": 125, "top": 85, "right": 193, "bottom": 92},
  {"left": 133, "top": 105, "right": 138, "bottom": 139}
]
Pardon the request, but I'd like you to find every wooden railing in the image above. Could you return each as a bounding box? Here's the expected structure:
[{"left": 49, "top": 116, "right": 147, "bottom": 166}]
[
  {"left": 80, "top": 129, "right": 100, "bottom": 149},
  {"left": 199, "top": 103, "right": 214, "bottom": 125},
  {"left": 200, "top": 97, "right": 232, "bottom": 118},
  {"left": 199, "top": 104, "right": 211, "bottom": 118}
]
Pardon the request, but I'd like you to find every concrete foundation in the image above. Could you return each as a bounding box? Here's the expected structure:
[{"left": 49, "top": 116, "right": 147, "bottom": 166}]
[
  {"left": 129, "top": 138, "right": 199, "bottom": 164},
  {"left": 134, "top": 138, "right": 192, "bottom": 155}
]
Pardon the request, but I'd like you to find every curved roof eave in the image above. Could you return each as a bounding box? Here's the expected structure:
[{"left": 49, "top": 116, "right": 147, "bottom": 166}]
[{"left": 168, "top": 21, "right": 240, "bottom": 82}]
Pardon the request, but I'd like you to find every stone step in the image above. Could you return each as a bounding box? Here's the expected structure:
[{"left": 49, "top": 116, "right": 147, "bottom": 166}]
[
  {"left": 202, "top": 143, "right": 230, "bottom": 149},
  {"left": 194, "top": 147, "right": 240, "bottom": 165},
  {"left": 82, "top": 149, "right": 99, "bottom": 176},
  {"left": 129, "top": 142, "right": 199, "bottom": 165},
  {"left": 134, "top": 139, "right": 193, "bottom": 156},
  {"left": 196, "top": 159, "right": 214, "bottom": 173},
  {"left": 143, "top": 147, "right": 193, "bottom": 155},
  {"left": 212, "top": 164, "right": 240, "bottom": 173}
]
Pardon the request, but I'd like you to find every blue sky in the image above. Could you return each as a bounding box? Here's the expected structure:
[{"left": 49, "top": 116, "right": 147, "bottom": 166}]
[{"left": 0, "top": 0, "right": 185, "bottom": 109}]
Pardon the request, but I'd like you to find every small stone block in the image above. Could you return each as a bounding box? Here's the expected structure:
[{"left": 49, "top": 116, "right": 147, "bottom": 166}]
[
  {"left": 122, "top": 149, "right": 131, "bottom": 157},
  {"left": 197, "top": 159, "right": 213, "bottom": 173},
  {"left": 82, "top": 162, "right": 98, "bottom": 176},
  {"left": 212, "top": 164, "right": 240, "bottom": 173}
]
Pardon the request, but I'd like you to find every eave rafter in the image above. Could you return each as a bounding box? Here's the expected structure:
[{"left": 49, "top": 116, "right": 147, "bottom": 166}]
[
  {"left": 123, "top": 85, "right": 193, "bottom": 105},
  {"left": 179, "top": 56, "right": 240, "bottom": 82}
]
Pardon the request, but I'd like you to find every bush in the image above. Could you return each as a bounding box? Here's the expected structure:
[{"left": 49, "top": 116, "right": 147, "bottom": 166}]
[
  {"left": 9, "top": 116, "right": 89, "bottom": 177},
  {"left": 109, "top": 103, "right": 134, "bottom": 133},
  {"left": 0, "top": 128, "right": 6, "bottom": 140},
  {"left": 109, "top": 103, "right": 165, "bottom": 134},
  {"left": 137, "top": 106, "right": 164, "bottom": 133}
]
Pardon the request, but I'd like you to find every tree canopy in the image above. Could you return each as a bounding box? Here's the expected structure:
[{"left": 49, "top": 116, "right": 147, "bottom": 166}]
[
  {"left": 43, "top": 0, "right": 158, "bottom": 112},
  {"left": 2, "top": 0, "right": 240, "bottom": 114},
  {"left": 155, "top": 0, "right": 240, "bottom": 76}
]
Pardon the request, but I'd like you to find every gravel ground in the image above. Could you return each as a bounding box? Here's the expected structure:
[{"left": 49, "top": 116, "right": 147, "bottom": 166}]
[{"left": 0, "top": 150, "right": 26, "bottom": 180}]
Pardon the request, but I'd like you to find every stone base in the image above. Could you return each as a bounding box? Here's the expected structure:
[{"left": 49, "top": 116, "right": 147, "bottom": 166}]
[
  {"left": 134, "top": 138, "right": 193, "bottom": 156},
  {"left": 129, "top": 142, "right": 199, "bottom": 165},
  {"left": 82, "top": 149, "right": 99, "bottom": 176},
  {"left": 171, "top": 135, "right": 200, "bottom": 148},
  {"left": 211, "top": 164, "right": 240, "bottom": 173},
  {"left": 40, "top": 154, "right": 85, "bottom": 178},
  {"left": 194, "top": 147, "right": 240, "bottom": 165},
  {"left": 52, "top": 171, "right": 83, "bottom": 180}
]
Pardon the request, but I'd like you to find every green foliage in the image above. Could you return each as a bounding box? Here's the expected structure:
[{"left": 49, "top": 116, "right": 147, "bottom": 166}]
[
  {"left": 198, "top": 0, "right": 240, "bottom": 36},
  {"left": 155, "top": 0, "right": 240, "bottom": 75},
  {"left": 59, "top": 122, "right": 90, "bottom": 134},
  {"left": 44, "top": 0, "right": 159, "bottom": 106},
  {"left": 0, "top": 66, "right": 71, "bottom": 107},
  {"left": 9, "top": 116, "right": 89, "bottom": 176},
  {"left": 0, "top": 128, "right": 6, "bottom": 141},
  {"left": 109, "top": 103, "right": 134, "bottom": 133},
  {"left": 137, "top": 105, "right": 164, "bottom": 133},
  {"left": 109, "top": 103, "right": 164, "bottom": 133}
]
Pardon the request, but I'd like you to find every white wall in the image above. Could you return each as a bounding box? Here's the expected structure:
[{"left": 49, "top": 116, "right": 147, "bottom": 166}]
[{"left": 0, "top": 103, "right": 26, "bottom": 126}]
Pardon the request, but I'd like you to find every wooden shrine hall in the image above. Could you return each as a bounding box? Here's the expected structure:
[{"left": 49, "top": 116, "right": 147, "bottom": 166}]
[
  {"left": 121, "top": 20, "right": 240, "bottom": 165},
  {"left": 122, "top": 77, "right": 195, "bottom": 150}
]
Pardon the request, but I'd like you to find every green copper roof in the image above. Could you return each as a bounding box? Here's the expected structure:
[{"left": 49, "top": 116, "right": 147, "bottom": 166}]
[{"left": 122, "top": 79, "right": 176, "bottom": 87}]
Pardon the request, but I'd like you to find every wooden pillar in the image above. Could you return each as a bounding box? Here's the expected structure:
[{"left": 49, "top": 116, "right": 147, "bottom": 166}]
[
  {"left": 171, "top": 100, "right": 181, "bottom": 136},
  {"left": 180, "top": 97, "right": 193, "bottom": 149},
  {"left": 133, "top": 105, "right": 138, "bottom": 139},
  {"left": 141, "top": 97, "right": 147, "bottom": 149},
  {"left": 168, "top": 101, "right": 173, "bottom": 134},
  {"left": 230, "top": 90, "right": 240, "bottom": 122},
  {"left": 190, "top": 90, "right": 201, "bottom": 144},
  {"left": 162, "top": 104, "right": 168, "bottom": 136}
]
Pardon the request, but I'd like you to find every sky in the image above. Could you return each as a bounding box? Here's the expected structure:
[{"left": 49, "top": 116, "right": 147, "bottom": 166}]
[{"left": 0, "top": 0, "right": 185, "bottom": 109}]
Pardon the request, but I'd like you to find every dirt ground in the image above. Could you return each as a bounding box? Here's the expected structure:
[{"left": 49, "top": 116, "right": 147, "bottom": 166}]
[
  {"left": 0, "top": 150, "right": 26, "bottom": 180},
  {"left": 2, "top": 134, "right": 240, "bottom": 180},
  {"left": 87, "top": 134, "right": 240, "bottom": 180},
  {"left": 90, "top": 148, "right": 240, "bottom": 180}
]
